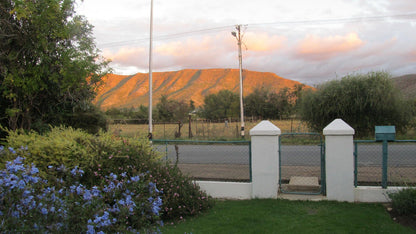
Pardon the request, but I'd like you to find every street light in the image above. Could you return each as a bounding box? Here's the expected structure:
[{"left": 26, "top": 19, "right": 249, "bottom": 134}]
[{"left": 232, "top": 25, "right": 245, "bottom": 138}]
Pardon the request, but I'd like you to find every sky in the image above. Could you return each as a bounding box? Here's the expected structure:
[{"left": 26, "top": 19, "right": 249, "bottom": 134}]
[{"left": 75, "top": 0, "right": 416, "bottom": 84}]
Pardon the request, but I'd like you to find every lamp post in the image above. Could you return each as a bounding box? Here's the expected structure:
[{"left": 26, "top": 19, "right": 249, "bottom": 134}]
[
  {"left": 232, "top": 25, "right": 245, "bottom": 138},
  {"left": 148, "top": 0, "right": 154, "bottom": 140}
]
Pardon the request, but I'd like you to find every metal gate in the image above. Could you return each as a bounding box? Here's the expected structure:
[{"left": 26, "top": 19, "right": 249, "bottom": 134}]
[{"left": 279, "top": 133, "right": 326, "bottom": 195}]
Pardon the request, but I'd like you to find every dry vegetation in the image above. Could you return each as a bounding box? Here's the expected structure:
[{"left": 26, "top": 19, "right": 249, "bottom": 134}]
[{"left": 108, "top": 119, "right": 310, "bottom": 140}]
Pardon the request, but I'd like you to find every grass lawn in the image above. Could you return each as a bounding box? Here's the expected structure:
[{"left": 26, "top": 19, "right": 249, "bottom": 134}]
[{"left": 161, "top": 199, "right": 416, "bottom": 234}]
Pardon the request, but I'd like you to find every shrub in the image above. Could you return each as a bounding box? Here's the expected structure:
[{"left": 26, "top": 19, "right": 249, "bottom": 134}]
[
  {"left": 0, "top": 154, "right": 162, "bottom": 233},
  {"left": 143, "top": 162, "right": 214, "bottom": 220},
  {"left": 388, "top": 188, "right": 416, "bottom": 216},
  {"left": 299, "top": 72, "right": 413, "bottom": 136},
  {"left": 2, "top": 127, "right": 214, "bottom": 222}
]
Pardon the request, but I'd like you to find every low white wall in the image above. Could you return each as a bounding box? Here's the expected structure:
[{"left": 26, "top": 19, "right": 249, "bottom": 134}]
[
  {"left": 196, "top": 181, "right": 252, "bottom": 199},
  {"left": 354, "top": 186, "right": 409, "bottom": 203}
]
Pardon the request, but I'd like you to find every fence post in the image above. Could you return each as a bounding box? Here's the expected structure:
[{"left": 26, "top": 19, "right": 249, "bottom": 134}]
[
  {"left": 323, "top": 119, "right": 355, "bottom": 202},
  {"left": 249, "top": 120, "right": 281, "bottom": 198},
  {"left": 382, "top": 140, "right": 388, "bottom": 188}
]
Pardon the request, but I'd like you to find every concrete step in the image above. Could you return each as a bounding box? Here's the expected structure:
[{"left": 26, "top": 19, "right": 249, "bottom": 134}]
[{"left": 286, "top": 176, "right": 321, "bottom": 192}]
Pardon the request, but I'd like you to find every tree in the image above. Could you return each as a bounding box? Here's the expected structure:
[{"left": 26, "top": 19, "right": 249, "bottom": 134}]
[
  {"left": 0, "top": 0, "right": 109, "bottom": 134},
  {"left": 299, "top": 72, "right": 413, "bottom": 136},
  {"left": 202, "top": 90, "right": 239, "bottom": 120},
  {"left": 155, "top": 95, "right": 191, "bottom": 122},
  {"left": 244, "top": 86, "right": 300, "bottom": 119}
]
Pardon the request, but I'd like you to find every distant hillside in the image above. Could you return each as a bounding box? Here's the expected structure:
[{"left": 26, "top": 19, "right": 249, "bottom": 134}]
[
  {"left": 94, "top": 69, "right": 311, "bottom": 109},
  {"left": 393, "top": 74, "right": 416, "bottom": 99}
]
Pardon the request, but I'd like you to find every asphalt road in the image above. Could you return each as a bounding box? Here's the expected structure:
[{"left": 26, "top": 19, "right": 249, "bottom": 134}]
[{"left": 153, "top": 143, "right": 416, "bottom": 166}]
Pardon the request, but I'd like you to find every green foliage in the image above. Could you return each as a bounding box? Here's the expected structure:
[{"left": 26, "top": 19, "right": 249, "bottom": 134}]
[
  {"left": 245, "top": 86, "right": 300, "bottom": 119},
  {"left": 3, "top": 127, "right": 214, "bottom": 221},
  {"left": 0, "top": 0, "right": 110, "bottom": 133},
  {"left": 299, "top": 72, "right": 413, "bottom": 136},
  {"left": 156, "top": 95, "right": 192, "bottom": 122},
  {"left": 0, "top": 154, "right": 162, "bottom": 232},
  {"left": 65, "top": 105, "right": 108, "bottom": 134},
  {"left": 140, "top": 161, "right": 214, "bottom": 220},
  {"left": 105, "top": 105, "right": 148, "bottom": 120},
  {"left": 202, "top": 90, "right": 239, "bottom": 120},
  {"left": 389, "top": 188, "right": 416, "bottom": 216}
]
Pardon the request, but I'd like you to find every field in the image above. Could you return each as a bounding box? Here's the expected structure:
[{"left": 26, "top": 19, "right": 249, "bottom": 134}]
[{"left": 108, "top": 119, "right": 310, "bottom": 140}]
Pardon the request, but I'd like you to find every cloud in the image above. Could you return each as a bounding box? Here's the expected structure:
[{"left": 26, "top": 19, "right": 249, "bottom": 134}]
[
  {"left": 244, "top": 32, "right": 286, "bottom": 52},
  {"left": 295, "top": 32, "right": 364, "bottom": 60},
  {"left": 103, "top": 47, "right": 148, "bottom": 68}
]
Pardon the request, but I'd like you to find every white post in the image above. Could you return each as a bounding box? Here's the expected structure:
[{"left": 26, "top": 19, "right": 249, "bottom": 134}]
[
  {"left": 249, "top": 120, "right": 281, "bottom": 198},
  {"left": 148, "top": 0, "right": 154, "bottom": 139},
  {"left": 323, "top": 119, "right": 355, "bottom": 202}
]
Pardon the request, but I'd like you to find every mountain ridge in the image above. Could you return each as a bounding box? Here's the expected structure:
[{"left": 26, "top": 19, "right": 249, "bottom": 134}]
[{"left": 94, "top": 68, "right": 311, "bottom": 109}]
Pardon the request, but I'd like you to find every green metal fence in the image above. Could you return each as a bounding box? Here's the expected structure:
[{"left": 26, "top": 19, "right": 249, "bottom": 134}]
[
  {"left": 354, "top": 139, "right": 416, "bottom": 188},
  {"left": 152, "top": 139, "right": 251, "bottom": 182},
  {"left": 279, "top": 133, "right": 326, "bottom": 195}
]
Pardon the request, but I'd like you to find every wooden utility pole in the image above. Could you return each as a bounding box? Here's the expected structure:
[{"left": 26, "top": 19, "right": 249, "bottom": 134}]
[{"left": 232, "top": 25, "right": 245, "bottom": 138}]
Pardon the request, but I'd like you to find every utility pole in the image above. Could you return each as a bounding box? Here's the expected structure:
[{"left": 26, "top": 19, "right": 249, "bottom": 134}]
[
  {"left": 148, "top": 0, "right": 154, "bottom": 140},
  {"left": 232, "top": 25, "right": 245, "bottom": 138}
]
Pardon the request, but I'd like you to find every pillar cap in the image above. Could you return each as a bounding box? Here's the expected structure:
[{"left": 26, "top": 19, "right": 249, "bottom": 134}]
[
  {"left": 250, "top": 120, "right": 281, "bottom": 136},
  {"left": 323, "top": 119, "right": 355, "bottom": 136}
]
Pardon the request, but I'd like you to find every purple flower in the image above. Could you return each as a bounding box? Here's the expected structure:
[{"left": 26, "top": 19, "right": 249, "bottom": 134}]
[{"left": 41, "top": 207, "right": 48, "bottom": 215}]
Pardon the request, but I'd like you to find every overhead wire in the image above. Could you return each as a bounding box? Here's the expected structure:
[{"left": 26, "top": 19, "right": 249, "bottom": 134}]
[{"left": 99, "top": 12, "right": 416, "bottom": 48}]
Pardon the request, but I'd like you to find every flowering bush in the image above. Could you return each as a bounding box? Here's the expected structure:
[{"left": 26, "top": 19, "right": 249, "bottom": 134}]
[
  {"left": 0, "top": 151, "right": 162, "bottom": 233},
  {"left": 4, "top": 127, "right": 214, "bottom": 223}
]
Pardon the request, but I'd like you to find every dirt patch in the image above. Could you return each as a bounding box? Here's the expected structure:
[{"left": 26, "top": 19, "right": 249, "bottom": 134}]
[{"left": 384, "top": 204, "right": 416, "bottom": 230}]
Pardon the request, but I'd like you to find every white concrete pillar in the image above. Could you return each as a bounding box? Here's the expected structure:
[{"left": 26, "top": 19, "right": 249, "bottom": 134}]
[
  {"left": 249, "top": 120, "right": 281, "bottom": 198},
  {"left": 323, "top": 119, "right": 355, "bottom": 202}
]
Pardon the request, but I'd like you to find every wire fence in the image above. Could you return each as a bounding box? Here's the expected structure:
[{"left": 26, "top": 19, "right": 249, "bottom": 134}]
[
  {"left": 354, "top": 140, "right": 416, "bottom": 187},
  {"left": 279, "top": 133, "right": 325, "bottom": 195},
  {"left": 109, "top": 118, "right": 310, "bottom": 140},
  {"left": 152, "top": 139, "right": 251, "bottom": 182}
]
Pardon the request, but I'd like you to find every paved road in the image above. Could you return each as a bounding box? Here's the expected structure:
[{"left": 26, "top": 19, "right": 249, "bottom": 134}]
[{"left": 153, "top": 143, "right": 416, "bottom": 166}]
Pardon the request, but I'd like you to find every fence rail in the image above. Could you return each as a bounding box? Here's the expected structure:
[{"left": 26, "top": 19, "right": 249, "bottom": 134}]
[
  {"left": 354, "top": 139, "right": 416, "bottom": 187},
  {"left": 152, "top": 139, "right": 251, "bottom": 182}
]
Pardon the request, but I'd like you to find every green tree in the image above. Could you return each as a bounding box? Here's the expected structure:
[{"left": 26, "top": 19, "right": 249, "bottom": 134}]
[
  {"left": 0, "top": 0, "right": 109, "bottom": 134},
  {"left": 299, "top": 72, "right": 413, "bottom": 136},
  {"left": 202, "top": 90, "right": 239, "bottom": 120},
  {"left": 156, "top": 95, "right": 190, "bottom": 122},
  {"left": 244, "top": 86, "right": 297, "bottom": 119}
]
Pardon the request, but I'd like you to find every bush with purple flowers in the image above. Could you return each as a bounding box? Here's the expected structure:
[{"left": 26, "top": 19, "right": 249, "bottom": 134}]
[
  {"left": 0, "top": 153, "right": 162, "bottom": 233},
  {"left": 2, "top": 126, "right": 214, "bottom": 229}
]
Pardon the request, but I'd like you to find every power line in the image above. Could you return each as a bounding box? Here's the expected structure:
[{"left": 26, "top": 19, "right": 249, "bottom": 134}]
[
  {"left": 98, "top": 12, "right": 416, "bottom": 48},
  {"left": 249, "top": 12, "right": 416, "bottom": 27},
  {"left": 99, "top": 25, "right": 234, "bottom": 48}
]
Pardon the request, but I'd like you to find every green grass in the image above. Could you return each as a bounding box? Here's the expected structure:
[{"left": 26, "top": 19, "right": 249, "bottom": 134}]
[{"left": 161, "top": 199, "right": 415, "bottom": 234}]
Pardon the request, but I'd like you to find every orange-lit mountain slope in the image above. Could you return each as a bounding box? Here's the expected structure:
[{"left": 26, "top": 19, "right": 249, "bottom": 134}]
[{"left": 94, "top": 69, "right": 311, "bottom": 109}]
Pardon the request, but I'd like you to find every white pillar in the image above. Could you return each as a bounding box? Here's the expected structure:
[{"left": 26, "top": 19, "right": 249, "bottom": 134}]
[
  {"left": 323, "top": 119, "right": 355, "bottom": 202},
  {"left": 249, "top": 120, "right": 281, "bottom": 198}
]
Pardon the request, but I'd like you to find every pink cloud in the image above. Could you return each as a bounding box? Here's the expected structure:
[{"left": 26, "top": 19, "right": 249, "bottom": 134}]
[
  {"left": 243, "top": 32, "right": 286, "bottom": 52},
  {"left": 295, "top": 33, "right": 364, "bottom": 60},
  {"left": 103, "top": 47, "right": 148, "bottom": 67}
]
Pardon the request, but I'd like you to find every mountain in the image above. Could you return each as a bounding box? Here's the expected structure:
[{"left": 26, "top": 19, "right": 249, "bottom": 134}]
[
  {"left": 94, "top": 69, "right": 311, "bottom": 109},
  {"left": 392, "top": 74, "right": 416, "bottom": 100}
]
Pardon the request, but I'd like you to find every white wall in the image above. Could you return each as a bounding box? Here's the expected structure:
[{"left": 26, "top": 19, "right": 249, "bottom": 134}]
[{"left": 196, "top": 181, "right": 252, "bottom": 199}]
